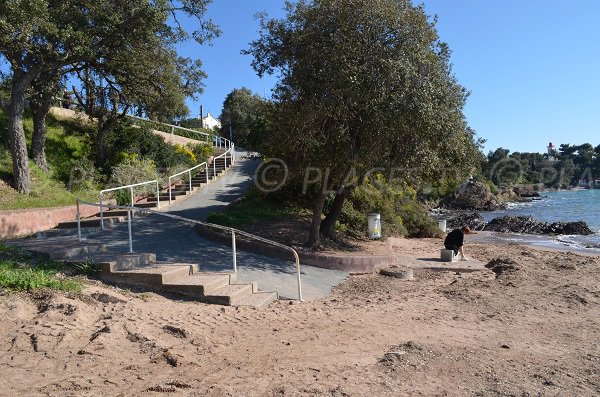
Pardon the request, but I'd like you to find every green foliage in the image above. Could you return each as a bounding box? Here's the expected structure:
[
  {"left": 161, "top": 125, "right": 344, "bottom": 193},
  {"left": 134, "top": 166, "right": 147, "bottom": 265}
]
[
  {"left": 67, "top": 158, "right": 101, "bottom": 192},
  {"left": 105, "top": 125, "right": 193, "bottom": 171},
  {"left": 219, "top": 87, "right": 269, "bottom": 149},
  {"left": 207, "top": 190, "right": 294, "bottom": 227},
  {"left": 109, "top": 155, "right": 159, "bottom": 205},
  {"left": 0, "top": 245, "right": 86, "bottom": 292},
  {"left": 482, "top": 142, "right": 600, "bottom": 189},
  {"left": 245, "top": 0, "right": 480, "bottom": 247},
  {"left": 188, "top": 143, "right": 214, "bottom": 163},
  {"left": 336, "top": 177, "right": 441, "bottom": 238},
  {"left": 0, "top": 110, "right": 99, "bottom": 210},
  {"left": 396, "top": 201, "right": 441, "bottom": 238},
  {"left": 174, "top": 144, "right": 197, "bottom": 163}
]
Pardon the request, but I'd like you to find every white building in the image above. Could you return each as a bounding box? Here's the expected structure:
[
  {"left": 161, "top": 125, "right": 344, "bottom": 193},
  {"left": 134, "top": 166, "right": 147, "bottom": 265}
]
[{"left": 202, "top": 113, "right": 221, "bottom": 129}]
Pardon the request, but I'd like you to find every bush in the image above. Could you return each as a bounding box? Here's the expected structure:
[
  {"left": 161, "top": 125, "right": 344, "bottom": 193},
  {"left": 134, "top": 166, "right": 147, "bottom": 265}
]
[
  {"left": 105, "top": 125, "right": 193, "bottom": 173},
  {"left": 397, "top": 201, "right": 441, "bottom": 238},
  {"left": 334, "top": 176, "right": 441, "bottom": 238},
  {"left": 188, "top": 143, "right": 214, "bottom": 163},
  {"left": 109, "top": 155, "right": 159, "bottom": 205},
  {"left": 174, "top": 144, "right": 197, "bottom": 163},
  {"left": 67, "top": 158, "right": 100, "bottom": 192}
]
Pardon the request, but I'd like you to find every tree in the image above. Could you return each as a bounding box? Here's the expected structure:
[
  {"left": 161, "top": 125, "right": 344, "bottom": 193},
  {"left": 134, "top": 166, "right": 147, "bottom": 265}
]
[
  {"left": 29, "top": 70, "right": 62, "bottom": 171},
  {"left": 0, "top": 0, "right": 218, "bottom": 194},
  {"left": 219, "top": 87, "right": 268, "bottom": 148},
  {"left": 246, "top": 0, "right": 478, "bottom": 248}
]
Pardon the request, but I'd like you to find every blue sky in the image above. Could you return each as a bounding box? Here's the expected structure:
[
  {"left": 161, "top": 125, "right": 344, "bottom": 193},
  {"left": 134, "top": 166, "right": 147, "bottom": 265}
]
[{"left": 183, "top": 0, "right": 600, "bottom": 155}]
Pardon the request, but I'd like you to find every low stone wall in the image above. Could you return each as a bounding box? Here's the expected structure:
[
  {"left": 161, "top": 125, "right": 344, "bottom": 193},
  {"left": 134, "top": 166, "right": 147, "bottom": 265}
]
[
  {"left": 0, "top": 205, "right": 99, "bottom": 239},
  {"left": 196, "top": 225, "right": 395, "bottom": 273},
  {"left": 150, "top": 129, "right": 203, "bottom": 146}
]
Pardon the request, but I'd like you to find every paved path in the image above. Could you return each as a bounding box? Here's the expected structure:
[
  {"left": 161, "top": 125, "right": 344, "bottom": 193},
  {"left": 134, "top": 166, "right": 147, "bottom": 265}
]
[{"left": 68, "top": 150, "right": 349, "bottom": 300}]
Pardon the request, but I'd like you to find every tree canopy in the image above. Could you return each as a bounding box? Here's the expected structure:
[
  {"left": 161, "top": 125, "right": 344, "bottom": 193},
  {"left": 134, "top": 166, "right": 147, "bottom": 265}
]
[
  {"left": 219, "top": 87, "right": 269, "bottom": 149},
  {"left": 246, "top": 0, "right": 480, "bottom": 248},
  {"left": 0, "top": 0, "right": 218, "bottom": 194}
]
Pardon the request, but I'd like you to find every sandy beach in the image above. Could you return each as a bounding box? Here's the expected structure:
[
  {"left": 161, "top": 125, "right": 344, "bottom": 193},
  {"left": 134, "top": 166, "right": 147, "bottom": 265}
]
[{"left": 1, "top": 236, "right": 599, "bottom": 396}]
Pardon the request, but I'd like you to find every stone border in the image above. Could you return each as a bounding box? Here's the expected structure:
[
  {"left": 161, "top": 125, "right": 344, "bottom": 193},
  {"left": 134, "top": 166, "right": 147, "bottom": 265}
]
[
  {"left": 0, "top": 205, "right": 99, "bottom": 239},
  {"left": 195, "top": 225, "right": 395, "bottom": 273}
]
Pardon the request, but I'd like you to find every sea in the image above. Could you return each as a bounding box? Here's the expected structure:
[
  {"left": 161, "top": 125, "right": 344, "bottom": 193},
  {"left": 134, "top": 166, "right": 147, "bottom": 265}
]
[{"left": 482, "top": 189, "right": 600, "bottom": 253}]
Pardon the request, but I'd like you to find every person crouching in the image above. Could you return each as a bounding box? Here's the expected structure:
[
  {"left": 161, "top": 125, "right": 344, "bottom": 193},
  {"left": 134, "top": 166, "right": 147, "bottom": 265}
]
[{"left": 444, "top": 225, "right": 471, "bottom": 261}]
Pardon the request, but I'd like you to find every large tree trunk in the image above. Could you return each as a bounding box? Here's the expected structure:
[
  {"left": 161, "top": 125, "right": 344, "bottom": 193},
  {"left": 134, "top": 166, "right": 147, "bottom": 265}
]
[
  {"left": 95, "top": 113, "right": 117, "bottom": 167},
  {"left": 307, "top": 192, "right": 327, "bottom": 250},
  {"left": 8, "top": 72, "right": 31, "bottom": 194},
  {"left": 320, "top": 185, "right": 354, "bottom": 239},
  {"left": 30, "top": 97, "right": 52, "bottom": 172}
]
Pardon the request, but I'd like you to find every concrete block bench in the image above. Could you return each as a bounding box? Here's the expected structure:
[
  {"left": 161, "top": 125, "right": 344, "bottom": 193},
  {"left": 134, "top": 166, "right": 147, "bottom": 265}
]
[{"left": 440, "top": 249, "right": 457, "bottom": 263}]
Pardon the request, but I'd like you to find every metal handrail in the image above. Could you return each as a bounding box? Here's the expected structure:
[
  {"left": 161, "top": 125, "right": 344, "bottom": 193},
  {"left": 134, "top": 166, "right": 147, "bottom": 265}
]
[
  {"left": 127, "top": 114, "right": 233, "bottom": 149},
  {"left": 75, "top": 198, "right": 303, "bottom": 301},
  {"left": 212, "top": 143, "right": 235, "bottom": 177},
  {"left": 167, "top": 162, "right": 208, "bottom": 204},
  {"left": 99, "top": 180, "right": 160, "bottom": 230},
  {"left": 165, "top": 142, "right": 236, "bottom": 205}
]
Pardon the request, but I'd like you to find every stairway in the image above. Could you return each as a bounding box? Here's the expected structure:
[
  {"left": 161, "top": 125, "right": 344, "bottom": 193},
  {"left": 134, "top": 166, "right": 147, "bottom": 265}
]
[
  {"left": 57, "top": 152, "right": 233, "bottom": 229},
  {"left": 7, "top": 239, "right": 278, "bottom": 308}
]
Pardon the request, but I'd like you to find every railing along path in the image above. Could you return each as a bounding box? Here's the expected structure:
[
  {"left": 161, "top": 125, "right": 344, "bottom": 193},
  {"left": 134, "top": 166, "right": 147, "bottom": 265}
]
[{"left": 76, "top": 198, "right": 303, "bottom": 301}]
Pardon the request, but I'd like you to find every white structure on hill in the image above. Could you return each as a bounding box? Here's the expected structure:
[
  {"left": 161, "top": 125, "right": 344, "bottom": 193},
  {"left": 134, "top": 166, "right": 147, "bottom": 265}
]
[{"left": 202, "top": 113, "right": 221, "bottom": 129}]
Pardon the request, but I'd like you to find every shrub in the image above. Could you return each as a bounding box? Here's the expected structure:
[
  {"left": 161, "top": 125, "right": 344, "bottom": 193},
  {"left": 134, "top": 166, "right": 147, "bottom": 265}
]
[
  {"left": 188, "top": 143, "right": 214, "bottom": 163},
  {"left": 67, "top": 158, "right": 100, "bottom": 192},
  {"left": 174, "top": 144, "right": 197, "bottom": 163},
  {"left": 334, "top": 176, "right": 440, "bottom": 238},
  {"left": 109, "top": 155, "right": 158, "bottom": 205},
  {"left": 105, "top": 125, "right": 193, "bottom": 173}
]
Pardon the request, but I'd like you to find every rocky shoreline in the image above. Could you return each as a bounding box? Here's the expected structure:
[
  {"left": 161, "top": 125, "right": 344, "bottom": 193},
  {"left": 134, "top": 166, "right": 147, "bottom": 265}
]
[
  {"left": 443, "top": 212, "right": 594, "bottom": 236},
  {"left": 432, "top": 180, "right": 597, "bottom": 237},
  {"left": 437, "top": 180, "right": 543, "bottom": 212}
]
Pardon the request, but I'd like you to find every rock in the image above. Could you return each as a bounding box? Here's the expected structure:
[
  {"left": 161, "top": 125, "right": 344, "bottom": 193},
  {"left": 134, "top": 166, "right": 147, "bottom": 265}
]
[
  {"left": 484, "top": 216, "right": 593, "bottom": 235},
  {"left": 446, "top": 212, "right": 486, "bottom": 231},
  {"left": 485, "top": 257, "right": 518, "bottom": 277},
  {"left": 484, "top": 216, "right": 546, "bottom": 234},
  {"left": 545, "top": 221, "right": 593, "bottom": 236},
  {"left": 513, "top": 186, "right": 540, "bottom": 198},
  {"left": 439, "top": 181, "right": 506, "bottom": 211},
  {"left": 380, "top": 268, "right": 414, "bottom": 280}
]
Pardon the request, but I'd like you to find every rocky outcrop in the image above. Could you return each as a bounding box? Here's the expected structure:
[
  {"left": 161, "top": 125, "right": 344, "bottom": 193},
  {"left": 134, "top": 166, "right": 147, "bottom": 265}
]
[
  {"left": 438, "top": 181, "right": 505, "bottom": 211},
  {"left": 446, "top": 212, "right": 487, "bottom": 231},
  {"left": 512, "top": 186, "right": 541, "bottom": 198},
  {"left": 484, "top": 216, "right": 593, "bottom": 235}
]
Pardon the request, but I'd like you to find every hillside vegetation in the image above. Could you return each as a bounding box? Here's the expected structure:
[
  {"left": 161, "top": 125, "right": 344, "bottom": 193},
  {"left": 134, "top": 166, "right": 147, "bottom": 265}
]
[{"left": 0, "top": 110, "right": 99, "bottom": 210}]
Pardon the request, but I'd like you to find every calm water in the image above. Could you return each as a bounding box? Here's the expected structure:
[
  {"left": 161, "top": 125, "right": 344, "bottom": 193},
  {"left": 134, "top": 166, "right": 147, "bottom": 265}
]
[{"left": 483, "top": 189, "right": 600, "bottom": 250}]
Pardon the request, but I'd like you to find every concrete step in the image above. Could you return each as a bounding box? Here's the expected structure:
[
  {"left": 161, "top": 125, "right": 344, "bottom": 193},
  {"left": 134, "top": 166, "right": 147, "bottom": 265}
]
[
  {"left": 162, "top": 273, "right": 231, "bottom": 297},
  {"left": 132, "top": 202, "right": 158, "bottom": 208},
  {"left": 172, "top": 184, "right": 201, "bottom": 192},
  {"left": 101, "top": 264, "right": 195, "bottom": 287},
  {"left": 203, "top": 283, "right": 254, "bottom": 306},
  {"left": 99, "top": 209, "right": 149, "bottom": 218},
  {"left": 34, "top": 227, "right": 99, "bottom": 239},
  {"left": 66, "top": 252, "right": 157, "bottom": 272},
  {"left": 58, "top": 216, "right": 125, "bottom": 229},
  {"left": 40, "top": 241, "right": 107, "bottom": 259},
  {"left": 146, "top": 194, "right": 186, "bottom": 202},
  {"left": 235, "top": 291, "right": 279, "bottom": 308}
]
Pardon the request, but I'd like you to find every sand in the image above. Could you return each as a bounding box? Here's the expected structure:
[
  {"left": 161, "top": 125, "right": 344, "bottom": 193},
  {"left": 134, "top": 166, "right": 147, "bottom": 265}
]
[{"left": 1, "top": 237, "right": 599, "bottom": 396}]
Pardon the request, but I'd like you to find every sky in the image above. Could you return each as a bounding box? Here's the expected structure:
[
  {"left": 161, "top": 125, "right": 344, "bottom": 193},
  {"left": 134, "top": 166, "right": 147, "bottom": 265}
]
[{"left": 181, "top": 0, "right": 600, "bottom": 155}]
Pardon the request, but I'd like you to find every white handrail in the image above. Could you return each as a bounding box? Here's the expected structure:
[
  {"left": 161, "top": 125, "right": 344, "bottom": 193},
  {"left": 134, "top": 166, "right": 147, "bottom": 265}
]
[
  {"left": 127, "top": 115, "right": 211, "bottom": 142},
  {"left": 211, "top": 143, "right": 235, "bottom": 177},
  {"left": 127, "top": 114, "right": 233, "bottom": 149},
  {"left": 99, "top": 180, "right": 159, "bottom": 229},
  {"left": 167, "top": 162, "right": 208, "bottom": 204},
  {"left": 76, "top": 198, "right": 303, "bottom": 301}
]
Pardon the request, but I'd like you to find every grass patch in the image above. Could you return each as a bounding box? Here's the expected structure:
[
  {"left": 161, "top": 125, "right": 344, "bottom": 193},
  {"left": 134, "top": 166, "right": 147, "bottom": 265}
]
[
  {"left": 207, "top": 190, "right": 302, "bottom": 227},
  {"left": 0, "top": 109, "right": 99, "bottom": 210},
  {"left": 0, "top": 244, "right": 91, "bottom": 292}
]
